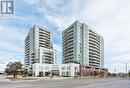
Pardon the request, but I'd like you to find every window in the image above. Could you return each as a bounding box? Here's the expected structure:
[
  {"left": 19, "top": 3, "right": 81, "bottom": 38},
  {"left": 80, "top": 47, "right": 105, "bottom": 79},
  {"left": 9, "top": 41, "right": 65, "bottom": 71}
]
[
  {"left": 45, "top": 67, "right": 49, "bottom": 70},
  {"left": 62, "top": 72, "right": 65, "bottom": 76},
  {"left": 67, "top": 67, "right": 70, "bottom": 70},
  {"left": 62, "top": 67, "right": 65, "bottom": 70},
  {"left": 39, "top": 66, "right": 43, "bottom": 70}
]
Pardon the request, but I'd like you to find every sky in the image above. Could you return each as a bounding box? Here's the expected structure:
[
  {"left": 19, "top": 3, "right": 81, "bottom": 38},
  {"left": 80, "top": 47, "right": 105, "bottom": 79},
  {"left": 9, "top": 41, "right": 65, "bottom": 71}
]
[{"left": 0, "top": 0, "right": 130, "bottom": 73}]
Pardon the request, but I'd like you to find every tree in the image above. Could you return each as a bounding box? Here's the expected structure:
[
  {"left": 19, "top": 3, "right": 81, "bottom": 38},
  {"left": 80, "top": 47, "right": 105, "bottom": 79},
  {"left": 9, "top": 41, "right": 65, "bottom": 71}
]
[
  {"left": 5, "top": 61, "right": 23, "bottom": 78},
  {"left": 28, "top": 70, "right": 33, "bottom": 76}
]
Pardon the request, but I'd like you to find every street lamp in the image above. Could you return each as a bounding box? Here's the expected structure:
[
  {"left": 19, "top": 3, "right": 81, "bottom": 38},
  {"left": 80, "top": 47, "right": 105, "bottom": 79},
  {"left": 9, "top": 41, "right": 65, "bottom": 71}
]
[{"left": 125, "top": 63, "right": 128, "bottom": 75}]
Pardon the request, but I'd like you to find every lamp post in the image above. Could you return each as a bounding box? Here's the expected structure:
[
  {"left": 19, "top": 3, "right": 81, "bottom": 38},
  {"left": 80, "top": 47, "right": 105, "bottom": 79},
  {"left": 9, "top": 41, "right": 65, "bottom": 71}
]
[
  {"left": 114, "top": 68, "right": 116, "bottom": 74},
  {"left": 125, "top": 63, "right": 128, "bottom": 77}
]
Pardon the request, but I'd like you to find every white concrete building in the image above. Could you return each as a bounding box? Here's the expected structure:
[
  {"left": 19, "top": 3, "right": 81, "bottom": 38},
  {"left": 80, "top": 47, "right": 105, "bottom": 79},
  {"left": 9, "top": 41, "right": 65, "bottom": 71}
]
[
  {"left": 33, "top": 63, "right": 79, "bottom": 77},
  {"left": 24, "top": 22, "right": 106, "bottom": 77},
  {"left": 62, "top": 21, "right": 104, "bottom": 67},
  {"left": 25, "top": 25, "right": 57, "bottom": 70}
]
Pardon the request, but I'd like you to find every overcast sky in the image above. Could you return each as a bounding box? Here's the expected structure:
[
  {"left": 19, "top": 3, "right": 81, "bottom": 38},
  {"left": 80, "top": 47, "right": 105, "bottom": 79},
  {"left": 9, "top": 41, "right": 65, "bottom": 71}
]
[{"left": 0, "top": 0, "right": 130, "bottom": 73}]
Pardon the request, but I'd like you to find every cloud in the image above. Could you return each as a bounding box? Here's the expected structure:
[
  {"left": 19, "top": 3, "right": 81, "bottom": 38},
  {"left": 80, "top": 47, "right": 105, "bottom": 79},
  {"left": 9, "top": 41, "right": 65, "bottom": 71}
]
[
  {"left": 0, "top": 23, "right": 28, "bottom": 70},
  {"left": 36, "top": 0, "right": 130, "bottom": 72},
  {"left": 54, "top": 44, "right": 62, "bottom": 53},
  {"left": 0, "top": 0, "right": 130, "bottom": 73},
  {"left": 24, "top": 0, "right": 39, "bottom": 5},
  {"left": 0, "top": 25, "right": 27, "bottom": 53},
  {"left": 0, "top": 57, "right": 21, "bottom": 71},
  {"left": 85, "top": 0, "right": 130, "bottom": 72}
]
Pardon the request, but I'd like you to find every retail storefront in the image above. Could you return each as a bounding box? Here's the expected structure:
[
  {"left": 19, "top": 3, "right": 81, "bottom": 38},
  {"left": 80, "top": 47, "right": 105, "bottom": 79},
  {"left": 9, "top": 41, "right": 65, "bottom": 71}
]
[{"left": 33, "top": 63, "right": 80, "bottom": 77}]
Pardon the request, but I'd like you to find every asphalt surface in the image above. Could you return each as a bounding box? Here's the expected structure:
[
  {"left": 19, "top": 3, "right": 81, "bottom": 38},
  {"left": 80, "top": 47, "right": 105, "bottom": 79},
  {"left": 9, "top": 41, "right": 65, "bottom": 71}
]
[{"left": 0, "top": 76, "right": 130, "bottom": 88}]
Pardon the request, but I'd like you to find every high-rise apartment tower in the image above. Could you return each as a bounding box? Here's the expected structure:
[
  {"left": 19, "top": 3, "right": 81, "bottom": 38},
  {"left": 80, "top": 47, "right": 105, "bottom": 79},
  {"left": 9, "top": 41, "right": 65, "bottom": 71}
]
[
  {"left": 62, "top": 21, "right": 104, "bottom": 67},
  {"left": 25, "top": 25, "right": 57, "bottom": 69}
]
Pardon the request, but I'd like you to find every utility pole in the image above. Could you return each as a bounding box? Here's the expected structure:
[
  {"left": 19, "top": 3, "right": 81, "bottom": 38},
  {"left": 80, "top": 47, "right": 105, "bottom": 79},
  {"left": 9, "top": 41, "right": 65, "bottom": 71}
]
[
  {"left": 114, "top": 68, "right": 116, "bottom": 74},
  {"left": 114, "top": 68, "right": 117, "bottom": 77},
  {"left": 125, "top": 63, "right": 128, "bottom": 75}
]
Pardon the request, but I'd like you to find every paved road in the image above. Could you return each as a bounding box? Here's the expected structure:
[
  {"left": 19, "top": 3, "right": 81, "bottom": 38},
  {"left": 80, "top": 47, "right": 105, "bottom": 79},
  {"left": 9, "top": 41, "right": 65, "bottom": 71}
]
[{"left": 0, "top": 77, "right": 130, "bottom": 88}]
